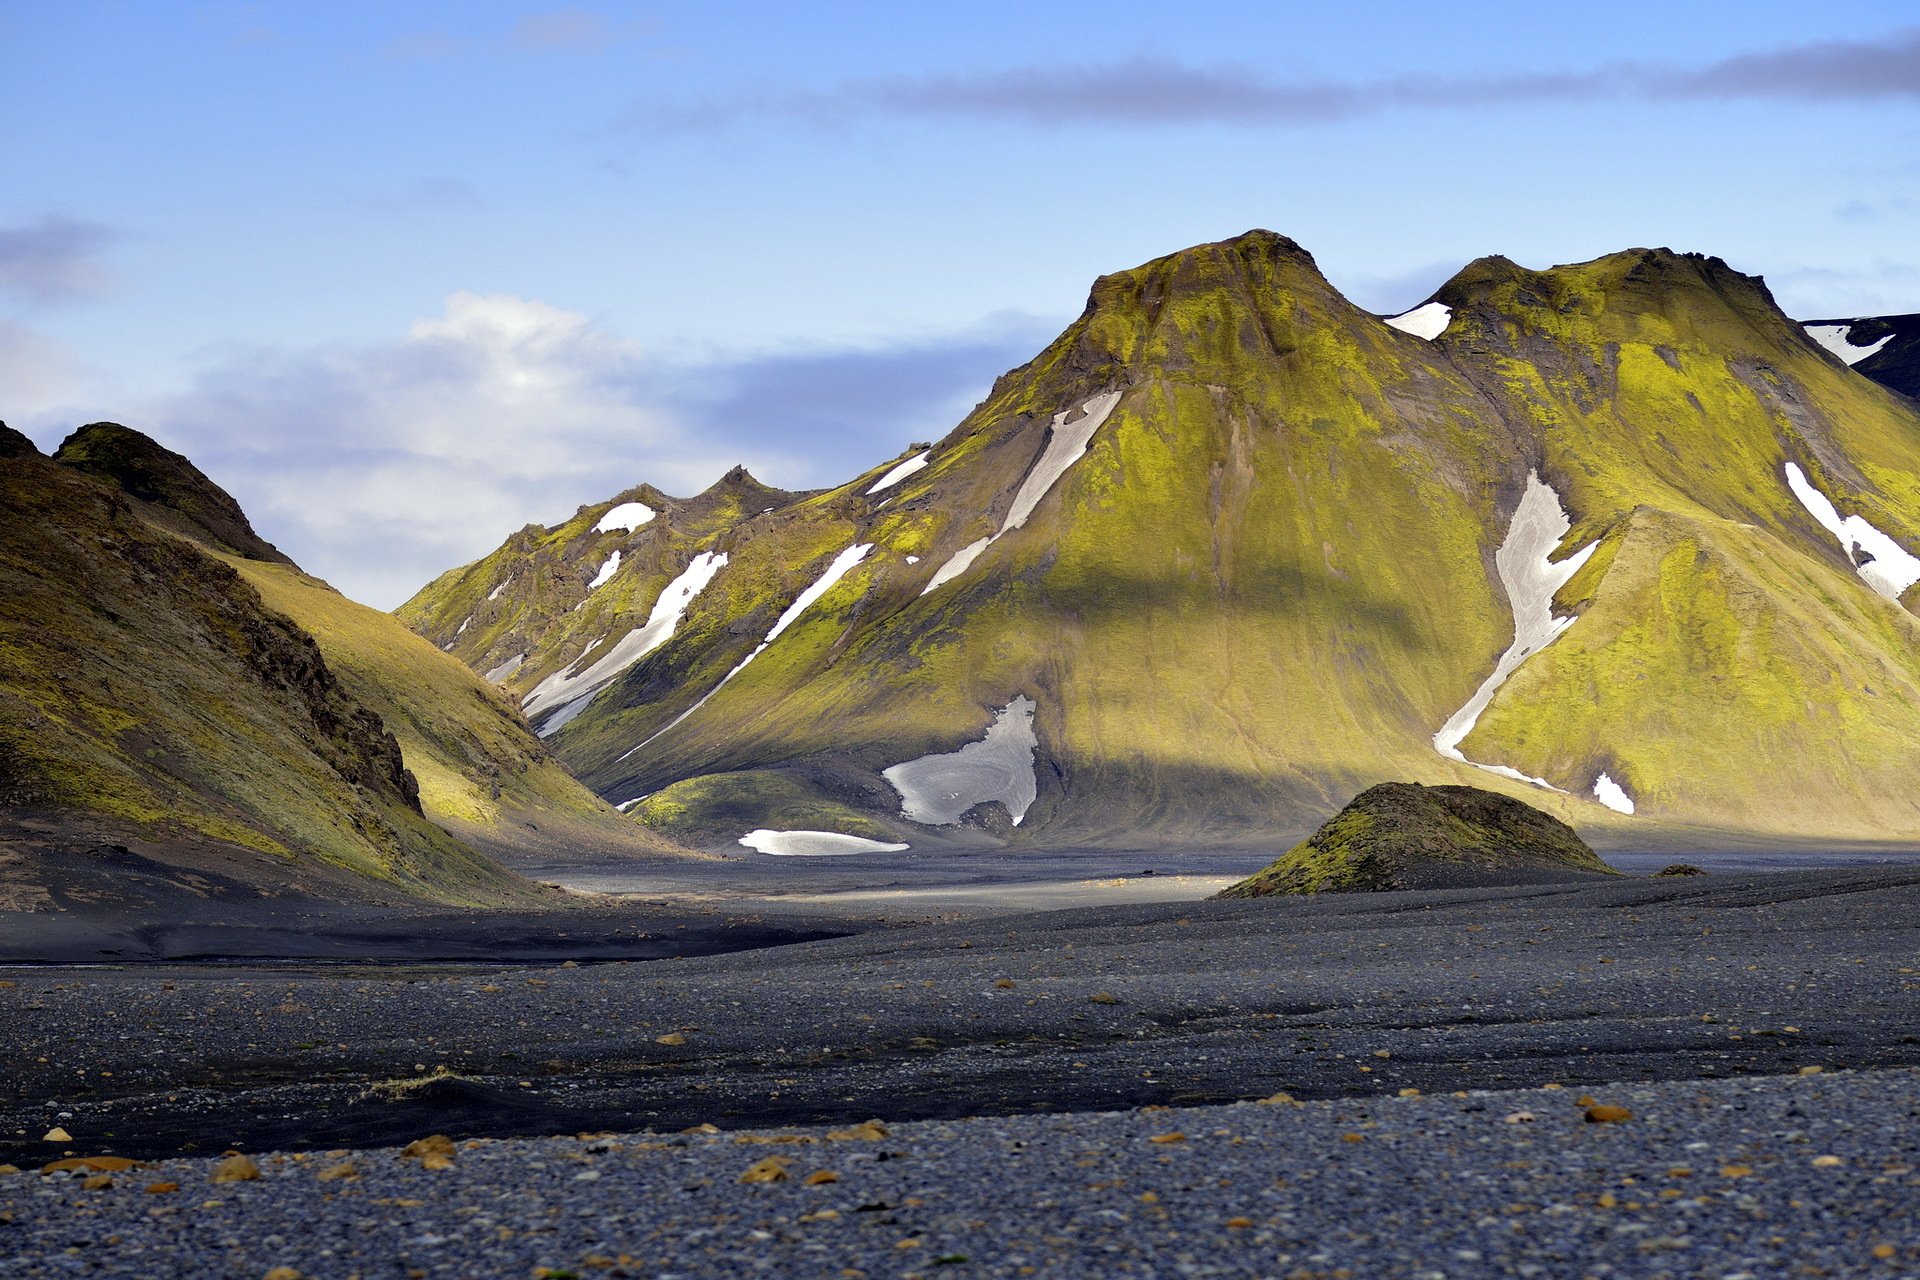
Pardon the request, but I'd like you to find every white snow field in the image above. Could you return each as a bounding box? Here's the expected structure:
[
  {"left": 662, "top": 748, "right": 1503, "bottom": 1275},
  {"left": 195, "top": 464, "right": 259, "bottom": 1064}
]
[
  {"left": 487, "top": 579, "right": 510, "bottom": 601},
  {"left": 620, "top": 544, "right": 874, "bottom": 758},
  {"left": 522, "top": 551, "right": 729, "bottom": 735},
  {"left": 594, "top": 501, "right": 657, "bottom": 533},
  {"left": 1803, "top": 323, "right": 1893, "bottom": 367},
  {"left": 1434, "top": 473, "right": 1599, "bottom": 793},
  {"left": 739, "top": 829, "right": 911, "bottom": 856},
  {"left": 1593, "top": 773, "right": 1636, "bottom": 815},
  {"left": 922, "top": 391, "right": 1124, "bottom": 595},
  {"left": 588, "top": 551, "right": 622, "bottom": 590},
  {"left": 1383, "top": 301, "right": 1454, "bottom": 341},
  {"left": 483, "top": 653, "right": 525, "bottom": 682},
  {"left": 1784, "top": 463, "right": 1920, "bottom": 602},
  {"left": 883, "top": 695, "right": 1039, "bottom": 826},
  {"left": 865, "top": 452, "right": 930, "bottom": 495}
]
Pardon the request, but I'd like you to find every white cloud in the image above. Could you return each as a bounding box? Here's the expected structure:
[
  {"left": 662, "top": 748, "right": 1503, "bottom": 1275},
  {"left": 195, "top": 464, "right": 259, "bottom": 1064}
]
[
  {"left": 146, "top": 292, "right": 765, "bottom": 609},
  {"left": 0, "top": 214, "right": 118, "bottom": 306}
]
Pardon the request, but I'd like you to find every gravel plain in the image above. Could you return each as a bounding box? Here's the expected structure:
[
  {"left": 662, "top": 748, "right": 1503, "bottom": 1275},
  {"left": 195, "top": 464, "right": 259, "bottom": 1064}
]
[{"left": 5, "top": 865, "right": 1920, "bottom": 1276}]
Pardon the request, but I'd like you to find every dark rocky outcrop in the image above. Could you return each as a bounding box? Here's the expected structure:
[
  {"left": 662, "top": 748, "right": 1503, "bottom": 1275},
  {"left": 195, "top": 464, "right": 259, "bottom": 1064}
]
[{"left": 1217, "top": 782, "right": 1618, "bottom": 897}]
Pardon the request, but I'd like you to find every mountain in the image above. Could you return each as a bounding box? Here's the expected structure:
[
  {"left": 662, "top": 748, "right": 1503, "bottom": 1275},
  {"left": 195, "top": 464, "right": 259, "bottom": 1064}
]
[
  {"left": 404, "top": 231, "right": 1920, "bottom": 851},
  {"left": 1801, "top": 314, "right": 1920, "bottom": 401},
  {"left": 2, "top": 423, "right": 680, "bottom": 910}
]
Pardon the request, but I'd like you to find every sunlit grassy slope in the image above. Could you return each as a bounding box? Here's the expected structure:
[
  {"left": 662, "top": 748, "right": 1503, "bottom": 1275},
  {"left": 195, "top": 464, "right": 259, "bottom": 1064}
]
[{"left": 405, "top": 231, "right": 1920, "bottom": 848}]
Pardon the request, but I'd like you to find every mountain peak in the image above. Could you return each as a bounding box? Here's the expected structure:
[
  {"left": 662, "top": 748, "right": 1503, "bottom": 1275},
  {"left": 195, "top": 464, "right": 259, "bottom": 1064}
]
[
  {"left": 53, "top": 422, "right": 292, "bottom": 565},
  {"left": 0, "top": 421, "right": 39, "bottom": 459}
]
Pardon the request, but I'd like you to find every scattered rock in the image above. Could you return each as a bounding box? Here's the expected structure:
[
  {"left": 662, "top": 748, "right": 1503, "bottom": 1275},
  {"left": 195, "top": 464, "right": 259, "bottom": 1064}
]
[
  {"left": 740, "top": 1156, "right": 792, "bottom": 1184},
  {"left": 655, "top": 1032, "right": 688, "bottom": 1046},
  {"left": 1585, "top": 1105, "right": 1633, "bottom": 1124},
  {"left": 211, "top": 1155, "right": 262, "bottom": 1183},
  {"left": 42, "top": 1127, "right": 71, "bottom": 1144},
  {"left": 826, "top": 1120, "right": 890, "bottom": 1142}
]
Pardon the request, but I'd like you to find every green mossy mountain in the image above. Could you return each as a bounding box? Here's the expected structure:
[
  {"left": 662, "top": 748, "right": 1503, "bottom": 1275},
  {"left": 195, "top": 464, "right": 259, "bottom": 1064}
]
[
  {"left": 404, "top": 230, "right": 1920, "bottom": 851},
  {"left": 3, "top": 424, "right": 686, "bottom": 907},
  {"left": 1216, "top": 782, "right": 1615, "bottom": 896}
]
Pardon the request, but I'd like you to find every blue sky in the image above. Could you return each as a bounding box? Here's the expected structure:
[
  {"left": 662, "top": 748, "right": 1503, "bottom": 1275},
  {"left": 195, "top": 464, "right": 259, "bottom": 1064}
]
[{"left": 5, "top": 2, "right": 1919, "bottom": 605}]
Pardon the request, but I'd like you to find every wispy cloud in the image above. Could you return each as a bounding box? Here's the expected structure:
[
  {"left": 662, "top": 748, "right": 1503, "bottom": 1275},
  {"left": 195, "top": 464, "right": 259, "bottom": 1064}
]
[
  {"left": 128, "top": 294, "right": 1047, "bottom": 607},
  {"left": 365, "top": 176, "right": 483, "bottom": 213},
  {"left": 0, "top": 214, "right": 119, "bottom": 305},
  {"left": 625, "top": 29, "right": 1920, "bottom": 132}
]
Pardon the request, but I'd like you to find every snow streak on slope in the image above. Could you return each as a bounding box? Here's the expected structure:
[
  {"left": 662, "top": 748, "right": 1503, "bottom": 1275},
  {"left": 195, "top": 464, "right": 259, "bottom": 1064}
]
[
  {"left": 739, "top": 829, "right": 910, "bottom": 855},
  {"left": 866, "top": 452, "right": 929, "bottom": 495},
  {"left": 883, "top": 695, "right": 1039, "bottom": 826},
  {"left": 1434, "top": 473, "right": 1599, "bottom": 791},
  {"left": 523, "top": 551, "right": 728, "bottom": 735},
  {"left": 620, "top": 544, "right": 874, "bottom": 758},
  {"left": 1804, "top": 324, "right": 1893, "bottom": 367},
  {"left": 923, "top": 391, "right": 1123, "bottom": 595},
  {"left": 588, "top": 551, "right": 622, "bottom": 590},
  {"left": 1784, "top": 463, "right": 1920, "bottom": 602},
  {"left": 484, "top": 653, "right": 524, "bottom": 682},
  {"left": 1383, "top": 302, "right": 1453, "bottom": 340}
]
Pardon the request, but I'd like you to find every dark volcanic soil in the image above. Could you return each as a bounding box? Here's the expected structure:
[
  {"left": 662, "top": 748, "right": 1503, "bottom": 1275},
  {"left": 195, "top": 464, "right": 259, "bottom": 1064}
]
[{"left": 5, "top": 867, "right": 1920, "bottom": 1165}]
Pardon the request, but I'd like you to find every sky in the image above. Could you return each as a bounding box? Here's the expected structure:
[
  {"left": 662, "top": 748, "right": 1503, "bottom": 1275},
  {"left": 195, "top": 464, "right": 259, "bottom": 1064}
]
[{"left": 5, "top": 2, "right": 1920, "bottom": 607}]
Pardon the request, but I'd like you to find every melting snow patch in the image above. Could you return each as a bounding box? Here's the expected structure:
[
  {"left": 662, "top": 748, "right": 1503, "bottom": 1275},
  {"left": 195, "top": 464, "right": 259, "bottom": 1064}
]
[
  {"left": 454, "top": 617, "right": 471, "bottom": 636},
  {"left": 1784, "top": 463, "right": 1920, "bottom": 602},
  {"left": 1384, "top": 301, "right": 1454, "bottom": 341},
  {"left": 487, "top": 579, "right": 510, "bottom": 602},
  {"left": 594, "top": 501, "right": 656, "bottom": 534},
  {"left": 483, "top": 653, "right": 525, "bottom": 683},
  {"left": 588, "top": 551, "right": 622, "bottom": 590},
  {"left": 866, "top": 452, "right": 930, "bottom": 496},
  {"left": 523, "top": 551, "right": 729, "bottom": 735},
  {"left": 740, "top": 829, "right": 910, "bottom": 856},
  {"left": 922, "top": 391, "right": 1121, "bottom": 595},
  {"left": 619, "top": 544, "right": 873, "bottom": 758},
  {"left": 1804, "top": 324, "right": 1893, "bottom": 367},
  {"left": 1434, "top": 472, "right": 1599, "bottom": 790},
  {"left": 883, "top": 695, "right": 1039, "bottom": 826},
  {"left": 905, "top": 555, "right": 920, "bottom": 565},
  {"left": 1593, "top": 773, "right": 1635, "bottom": 815}
]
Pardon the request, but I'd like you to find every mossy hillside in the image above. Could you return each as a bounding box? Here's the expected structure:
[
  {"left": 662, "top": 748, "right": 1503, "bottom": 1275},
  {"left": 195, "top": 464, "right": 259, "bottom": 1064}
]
[
  {"left": 226, "top": 556, "right": 686, "bottom": 863},
  {"left": 52, "top": 422, "right": 293, "bottom": 565},
  {"left": 1464, "top": 506, "right": 1920, "bottom": 838},
  {"left": 1, "top": 450, "right": 531, "bottom": 903},
  {"left": 397, "top": 468, "right": 804, "bottom": 704},
  {"left": 629, "top": 770, "right": 897, "bottom": 845},
  {"left": 1216, "top": 781, "right": 1613, "bottom": 896},
  {"left": 576, "top": 232, "right": 1593, "bottom": 839}
]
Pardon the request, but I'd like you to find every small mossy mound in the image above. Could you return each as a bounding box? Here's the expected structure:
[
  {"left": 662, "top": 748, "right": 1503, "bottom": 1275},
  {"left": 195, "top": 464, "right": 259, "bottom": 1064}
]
[
  {"left": 1653, "top": 863, "right": 1707, "bottom": 877},
  {"left": 630, "top": 769, "right": 896, "bottom": 846},
  {"left": 1217, "top": 782, "right": 1617, "bottom": 897}
]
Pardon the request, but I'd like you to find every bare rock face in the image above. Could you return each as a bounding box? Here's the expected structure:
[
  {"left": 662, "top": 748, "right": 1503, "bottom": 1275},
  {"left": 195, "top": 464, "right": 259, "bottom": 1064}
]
[{"left": 1217, "top": 782, "right": 1617, "bottom": 897}]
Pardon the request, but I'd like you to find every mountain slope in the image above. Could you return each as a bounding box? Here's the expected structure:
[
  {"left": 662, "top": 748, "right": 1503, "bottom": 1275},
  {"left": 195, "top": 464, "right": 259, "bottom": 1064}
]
[
  {"left": 406, "top": 231, "right": 1920, "bottom": 850},
  {"left": 1, "top": 430, "right": 527, "bottom": 903}
]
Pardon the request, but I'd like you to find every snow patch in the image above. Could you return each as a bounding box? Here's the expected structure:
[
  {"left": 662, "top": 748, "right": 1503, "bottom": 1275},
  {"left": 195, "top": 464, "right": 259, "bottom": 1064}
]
[
  {"left": 922, "top": 391, "right": 1122, "bottom": 595},
  {"left": 483, "top": 653, "right": 525, "bottom": 683},
  {"left": 1433, "top": 472, "right": 1599, "bottom": 791},
  {"left": 905, "top": 555, "right": 920, "bottom": 565},
  {"left": 487, "top": 579, "right": 510, "bottom": 602},
  {"left": 454, "top": 617, "right": 471, "bottom": 636},
  {"left": 1804, "top": 323, "right": 1893, "bottom": 367},
  {"left": 866, "top": 452, "right": 930, "bottom": 496},
  {"left": 1593, "top": 773, "right": 1635, "bottom": 815},
  {"left": 1384, "top": 301, "right": 1454, "bottom": 341},
  {"left": 595, "top": 501, "right": 657, "bottom": 533},
  {"left": 1784, "top": 462, "right": 1920, "bottom": 602},
  {"left": 883, "top": 696, "right": 1039, "bottom": 826},
  {"left": 619, "top": 544, "right": 873, "bottom": 757},
  {"left": 523, "top": 551, "right": 728, "bottom": 735},
  {"left": 588, "top": 551, "right": 622, "bottom": 590},
  {"left": 615, "top": 795, "right": 646, "bottom": 812},
  {"left": 740, "top": 829, "right": 910, "bottom": 856}
]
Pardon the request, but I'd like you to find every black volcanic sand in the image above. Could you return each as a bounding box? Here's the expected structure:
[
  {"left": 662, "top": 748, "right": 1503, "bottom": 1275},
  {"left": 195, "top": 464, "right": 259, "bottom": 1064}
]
[{"left": 5, "top": 866, "right": 1920, "bottom": 1167}]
